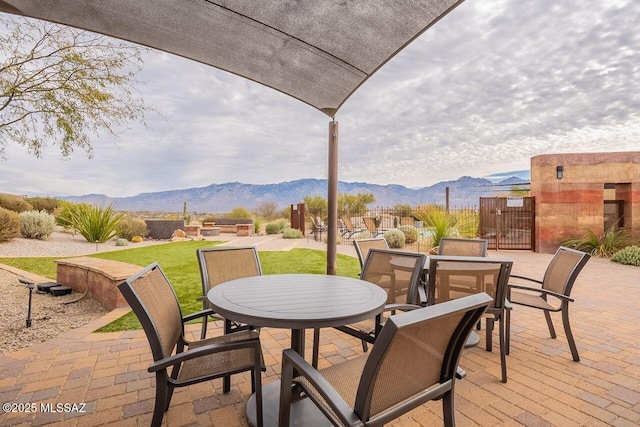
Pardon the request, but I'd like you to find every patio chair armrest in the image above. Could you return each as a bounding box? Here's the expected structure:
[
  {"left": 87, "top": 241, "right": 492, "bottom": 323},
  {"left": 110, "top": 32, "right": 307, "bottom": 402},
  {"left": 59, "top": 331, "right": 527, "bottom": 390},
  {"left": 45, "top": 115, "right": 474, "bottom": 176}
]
[
  {"left": 182, "top": 308, "right": 215, "bottom": 323},
  {"left": 281, "top": 349, "right": 361, "bottom": 427},
  {"left": 509, "top": 274, "right": 543, "bottom": 285},
  {"left": 508, "top": 284, "right": 574, "bottom": 302},
  {"left": 148, "top": 333, "right": 261, "bottom": 372}
]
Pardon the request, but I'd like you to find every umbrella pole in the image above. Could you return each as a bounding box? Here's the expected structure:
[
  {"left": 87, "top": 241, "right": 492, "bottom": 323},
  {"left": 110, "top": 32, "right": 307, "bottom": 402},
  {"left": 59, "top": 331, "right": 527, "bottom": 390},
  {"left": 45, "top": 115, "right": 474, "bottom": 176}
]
[{"left": 327, "top": 120, "right": 338, "bottom": 275}]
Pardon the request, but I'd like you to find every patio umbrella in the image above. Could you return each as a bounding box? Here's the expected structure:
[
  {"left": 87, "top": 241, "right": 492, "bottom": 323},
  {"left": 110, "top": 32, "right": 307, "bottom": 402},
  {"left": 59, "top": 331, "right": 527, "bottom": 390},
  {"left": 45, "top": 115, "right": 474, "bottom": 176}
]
[{"left": 0, "top": 0, "right": 467, "bottom": 274}]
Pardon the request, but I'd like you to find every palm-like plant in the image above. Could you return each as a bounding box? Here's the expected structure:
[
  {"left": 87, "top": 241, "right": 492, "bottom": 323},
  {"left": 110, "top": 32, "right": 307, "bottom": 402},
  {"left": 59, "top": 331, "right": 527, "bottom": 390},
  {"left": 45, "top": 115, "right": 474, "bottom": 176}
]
[
  {"left": 561, "top": 226, "right": 632, "bottom": 257},
  {"left": 57, "top": 202, "right": 124, "bottom": 243}
]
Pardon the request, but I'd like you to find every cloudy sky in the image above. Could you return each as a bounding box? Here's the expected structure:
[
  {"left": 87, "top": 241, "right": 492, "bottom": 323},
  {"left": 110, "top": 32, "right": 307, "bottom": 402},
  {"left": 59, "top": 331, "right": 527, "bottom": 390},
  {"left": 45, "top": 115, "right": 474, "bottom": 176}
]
[{"left": 2, "top": 0, "right": 639, "bottom": 198}]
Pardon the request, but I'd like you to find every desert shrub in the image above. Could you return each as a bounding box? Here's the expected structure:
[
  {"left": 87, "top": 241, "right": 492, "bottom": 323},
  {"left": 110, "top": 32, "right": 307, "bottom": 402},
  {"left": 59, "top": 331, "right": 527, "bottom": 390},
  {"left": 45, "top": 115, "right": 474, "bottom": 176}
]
[
  {"left": 0, "top": 194, "right": 33, "bottom": 213},
  {"left": 227, "top": 206, "right": 252, "bottom": 219},
  {"left": 26, "top": 197, "right": 60, "bottom": 214},
  {"left": 265, "top": 223, "right": 280, "bottom": 234},
  {"left": 350, "top": 230, "right": 373, "bottom": 239},
  {"left": 254, "top": 218, "right": 261, "bottom": 234},
  {"left": 384, "top": 229, "right": 405, "bottom": 248},
  {"left": 20, "top": 210, "right": 56, "bottom": 240},
  {"left": 276, "top": 219, "right": 288, "bottom": 230},
  {"left": 131, "top": 235, "right": 144, "bottom": 243},
  {"left": 561, "top": 226, "right": 631, "bottom": 257},
  {"left": 611, "top": 245, "right": 640, "bottom": 266},
  {"left": 0, "top": 207, "right": 21, "bottom": 242},
  {"left": 414, "top": 208, "right": 454, "bottom": 247},
  {"left": 282, "top": 228, "right": 303, "bottom": 239},
  {"left": 117, "top": 217, "right": 149, "bottom": 241},
  {"left": 57, "top": 202, "right": 125, "bottom": 243},
  {"left": 398, "top": 225, "right": 418, "bottom": 244},
  {"left": 115, "top": 238, "right": 129, "bottom": 246},
  {"left": 324, "top": 233, "right": 342, "bottom": 245}
]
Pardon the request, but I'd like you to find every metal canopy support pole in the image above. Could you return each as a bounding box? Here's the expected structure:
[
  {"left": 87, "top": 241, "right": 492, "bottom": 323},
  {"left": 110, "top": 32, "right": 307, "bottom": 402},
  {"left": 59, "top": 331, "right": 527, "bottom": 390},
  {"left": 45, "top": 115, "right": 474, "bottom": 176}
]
[{"left": 327, "top": 120, "right": 338, "bottom": 275}]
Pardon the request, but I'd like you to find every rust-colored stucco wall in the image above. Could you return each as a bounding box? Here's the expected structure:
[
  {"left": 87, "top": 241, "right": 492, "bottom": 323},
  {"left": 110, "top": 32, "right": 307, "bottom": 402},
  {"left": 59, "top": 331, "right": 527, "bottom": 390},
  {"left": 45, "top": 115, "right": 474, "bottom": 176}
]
[{"left": 531, "top": 152, "right": 640, "bottom": 253}]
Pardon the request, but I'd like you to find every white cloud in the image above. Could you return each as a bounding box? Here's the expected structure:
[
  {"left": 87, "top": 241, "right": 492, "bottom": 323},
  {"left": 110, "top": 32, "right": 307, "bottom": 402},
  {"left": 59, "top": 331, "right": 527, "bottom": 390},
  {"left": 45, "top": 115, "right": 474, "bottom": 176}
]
[{"left": 1, "top": 0, "right": 639, "bottom": 197}]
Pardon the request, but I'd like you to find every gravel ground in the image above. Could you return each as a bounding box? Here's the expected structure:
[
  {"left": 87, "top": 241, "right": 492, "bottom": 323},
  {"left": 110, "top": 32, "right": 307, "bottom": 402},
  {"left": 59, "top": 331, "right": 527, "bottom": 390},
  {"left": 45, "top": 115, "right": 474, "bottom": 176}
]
[{"left": 0, "top": 229, "right": 171, "bottom": 354}]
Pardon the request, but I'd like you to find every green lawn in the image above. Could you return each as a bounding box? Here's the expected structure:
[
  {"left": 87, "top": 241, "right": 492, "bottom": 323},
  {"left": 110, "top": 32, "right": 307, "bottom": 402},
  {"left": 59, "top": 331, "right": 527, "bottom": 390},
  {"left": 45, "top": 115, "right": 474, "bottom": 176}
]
[{"left": 0, "top": 241, "right": 360, "bottom": 332}]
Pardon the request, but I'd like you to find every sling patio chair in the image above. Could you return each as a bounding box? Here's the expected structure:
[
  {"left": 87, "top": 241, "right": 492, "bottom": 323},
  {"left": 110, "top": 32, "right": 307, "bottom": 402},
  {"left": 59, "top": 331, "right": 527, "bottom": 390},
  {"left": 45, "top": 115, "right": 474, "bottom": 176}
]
[
  {"left": 197, "top": 246, "right": 267, "bottom": 391},
  {"left": 505, "top": 246, "right": 591, "bottom": 361},
  {"left": 332, "top": 249, "right": 426, "bottom": 352},
  {"left": 197, "top": 246, "right": 262, "bottom": 340},
  {"left": 278, "top": 293, "right": 493, "bottom": 427},
  {"left": 341, "top": 215, "right": 366, "bottom": 239},
  {"left": 353, "top": 237, "right": 389, "bottom": 270},
  {"left": 118, "top": 263, "right": 264, "bottom": 427},
  {"left": 427, "top": 255, "right": 513, "bottom": 382},
  {"left": 363, "top": 216, "right": 386, "bottom": 237}
]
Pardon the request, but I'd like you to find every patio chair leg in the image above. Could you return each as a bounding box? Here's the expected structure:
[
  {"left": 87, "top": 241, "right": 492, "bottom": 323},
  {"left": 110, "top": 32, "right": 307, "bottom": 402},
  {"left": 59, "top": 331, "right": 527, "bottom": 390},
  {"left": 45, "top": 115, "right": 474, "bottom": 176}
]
[
  {"left": 152, "top": 372, "right": 169, "bottom": 427},
  {"left": 544, "top": 310, "right": 557, "bottom": 338},
  {"left": 312, "top": 329, "right": 320, "bottom": 368},
  {"left": 200, "top": 316, "right": 208, "bottom": 340},
  {"left": 361, "top": 340, "right": 368, "bottom": 353},
  {"left": 486, "top": 318, "right": 493, "bottom": 352},
  {"left": 499, "top": 317, "right": 507, "bottom": 383},
  {"left": 505, "top": 308, "right": 511, "bottom": 355},
  {"left": 561, "top": 303, "right": 580, "bottom": 362},
  {"left": 442, "top": 391, "right": 455, "bottom": 427}
]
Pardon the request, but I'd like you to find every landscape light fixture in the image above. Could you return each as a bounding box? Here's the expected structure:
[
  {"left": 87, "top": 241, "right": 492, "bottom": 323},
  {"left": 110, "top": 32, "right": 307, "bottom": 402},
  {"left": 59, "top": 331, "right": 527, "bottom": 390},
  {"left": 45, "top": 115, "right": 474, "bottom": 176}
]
[{"left": 556, "top": 166, "right": 564, "bottom": 179}]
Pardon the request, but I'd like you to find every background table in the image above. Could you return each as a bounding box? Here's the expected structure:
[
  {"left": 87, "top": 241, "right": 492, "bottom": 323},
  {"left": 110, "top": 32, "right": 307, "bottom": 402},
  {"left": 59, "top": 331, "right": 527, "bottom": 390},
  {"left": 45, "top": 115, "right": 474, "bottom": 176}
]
[{"left": 208, "top": 273, "right": 387, "bottom": 427}]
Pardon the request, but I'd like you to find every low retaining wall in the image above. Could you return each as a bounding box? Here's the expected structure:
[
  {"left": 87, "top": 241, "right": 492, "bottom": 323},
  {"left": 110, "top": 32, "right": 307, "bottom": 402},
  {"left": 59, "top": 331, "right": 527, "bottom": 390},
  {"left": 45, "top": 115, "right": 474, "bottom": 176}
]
[
  {"left": 55, "top": 257, "right": 142, "bottom": 310},
  {"left": 145, "top": 219, "right": 186, "bottom": 239}
]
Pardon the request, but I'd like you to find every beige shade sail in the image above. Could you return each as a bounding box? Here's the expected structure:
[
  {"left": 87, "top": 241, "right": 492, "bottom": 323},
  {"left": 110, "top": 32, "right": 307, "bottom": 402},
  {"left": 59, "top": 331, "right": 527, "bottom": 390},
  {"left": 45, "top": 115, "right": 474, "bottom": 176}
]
[
  {"left": 0, "top": 0, "right": 468, "bottom": 274},
  {"left": 0, "top": 0, "right": 465, "bottom": 117}
]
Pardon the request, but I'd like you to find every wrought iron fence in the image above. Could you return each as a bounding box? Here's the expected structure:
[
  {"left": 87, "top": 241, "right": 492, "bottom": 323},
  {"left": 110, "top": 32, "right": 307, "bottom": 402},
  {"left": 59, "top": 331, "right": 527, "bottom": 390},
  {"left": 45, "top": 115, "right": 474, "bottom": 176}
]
[{"left": 309, "top": 205, "right": 480, "bottom": 253}]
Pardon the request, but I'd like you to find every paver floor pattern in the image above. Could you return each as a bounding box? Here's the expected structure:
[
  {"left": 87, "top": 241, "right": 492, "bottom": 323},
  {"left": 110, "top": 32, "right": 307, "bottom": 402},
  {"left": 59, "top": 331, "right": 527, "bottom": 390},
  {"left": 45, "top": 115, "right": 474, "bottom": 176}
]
[{"left": 0, "top": 236, "right": 639, "bottom": 426}]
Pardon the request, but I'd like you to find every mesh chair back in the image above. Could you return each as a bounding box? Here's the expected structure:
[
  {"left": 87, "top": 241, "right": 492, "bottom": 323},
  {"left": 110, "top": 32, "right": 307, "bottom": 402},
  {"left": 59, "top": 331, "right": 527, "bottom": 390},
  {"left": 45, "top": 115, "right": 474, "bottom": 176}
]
[
  {"left": 197, "top": 247, "right": 262, "bottom": 295},
  {"left": 355, "top": 293, "right": 492, "bottom": 420},
  {"left": 361, "top": 249, "right": 425, "bottom": 305},
  {"left": 118, "top": 263, "right": 183, "bottom": 361},
  {"left": 427, "top": 256, "right": 512, "bottom": 311},
  {"left": 362, "top": 217, "right": 378, "bottom": 234},
  {"left": 354, "top": 238, "right": 389, "bottom": 269},
  {"left": 542, "top": 247, "right": 590, "bottom": 296},
  {"left": 439, "top": 238, "right": 488, "bottom": 257}
]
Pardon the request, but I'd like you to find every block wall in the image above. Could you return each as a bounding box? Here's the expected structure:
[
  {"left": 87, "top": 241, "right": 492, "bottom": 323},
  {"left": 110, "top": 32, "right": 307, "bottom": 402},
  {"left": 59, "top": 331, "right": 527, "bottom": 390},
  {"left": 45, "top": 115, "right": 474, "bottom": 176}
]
[{"left": 531, "top": 152, "right": 640, "bottom": 253}]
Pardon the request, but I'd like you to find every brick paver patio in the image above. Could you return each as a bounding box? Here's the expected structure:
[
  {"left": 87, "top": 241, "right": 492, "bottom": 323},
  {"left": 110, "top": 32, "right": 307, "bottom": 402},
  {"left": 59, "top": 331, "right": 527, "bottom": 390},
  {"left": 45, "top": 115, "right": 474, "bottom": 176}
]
[{"left": 1, "top": 237, "right": 639, "bottom": 426}]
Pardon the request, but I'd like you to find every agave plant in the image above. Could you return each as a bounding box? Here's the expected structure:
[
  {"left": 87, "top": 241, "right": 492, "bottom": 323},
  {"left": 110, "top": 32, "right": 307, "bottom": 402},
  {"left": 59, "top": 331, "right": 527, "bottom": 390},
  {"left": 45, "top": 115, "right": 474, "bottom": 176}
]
[
  {"left": 58, "top": 202, "right": 125, "bottom": 243},
  {"left": 561, "top": 226, "right": 632, "bottom": 258}
]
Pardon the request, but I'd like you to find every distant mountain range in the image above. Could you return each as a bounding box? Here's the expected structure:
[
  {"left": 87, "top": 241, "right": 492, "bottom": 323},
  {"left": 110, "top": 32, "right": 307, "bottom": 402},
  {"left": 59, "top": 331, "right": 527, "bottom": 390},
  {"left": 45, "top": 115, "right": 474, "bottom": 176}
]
[{"left": 60, "top": 175, "right": 529, "bottom": 213}]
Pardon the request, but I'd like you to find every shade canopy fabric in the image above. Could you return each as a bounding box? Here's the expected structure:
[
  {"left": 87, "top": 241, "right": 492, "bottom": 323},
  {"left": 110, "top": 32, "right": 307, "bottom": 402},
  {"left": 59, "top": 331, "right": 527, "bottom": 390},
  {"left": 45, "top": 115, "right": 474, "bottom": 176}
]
[{"left": 0, "top": 0, "right": 465, "bottom": 117}]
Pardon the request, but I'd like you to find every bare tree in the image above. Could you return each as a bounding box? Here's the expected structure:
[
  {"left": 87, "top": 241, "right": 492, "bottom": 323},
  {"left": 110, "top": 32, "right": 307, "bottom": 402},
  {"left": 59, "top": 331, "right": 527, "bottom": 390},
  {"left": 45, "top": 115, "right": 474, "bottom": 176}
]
[
  {"left": 0, "top": 16, "right": 152, "bottom": 159},
  {"left": 254, "top": 200, "right": 279, "bottom": 220}
]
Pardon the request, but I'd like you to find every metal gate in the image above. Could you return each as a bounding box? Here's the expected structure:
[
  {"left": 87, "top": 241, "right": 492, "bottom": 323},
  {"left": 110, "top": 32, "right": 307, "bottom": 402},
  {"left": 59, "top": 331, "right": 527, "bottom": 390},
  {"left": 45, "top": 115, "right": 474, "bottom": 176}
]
[{"left": 479, "top": 197, "right": 535, "bottom": 250}]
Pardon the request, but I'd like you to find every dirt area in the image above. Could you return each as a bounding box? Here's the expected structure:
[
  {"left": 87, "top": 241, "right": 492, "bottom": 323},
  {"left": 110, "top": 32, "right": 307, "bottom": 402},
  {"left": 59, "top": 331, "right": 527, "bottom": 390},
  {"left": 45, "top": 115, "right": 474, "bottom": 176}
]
[
  {"left": 0, "top": 269, "right": 109, "bottom": 353},
  {"left": 0, "top": 229, "right": 173, "bottom": 354}
]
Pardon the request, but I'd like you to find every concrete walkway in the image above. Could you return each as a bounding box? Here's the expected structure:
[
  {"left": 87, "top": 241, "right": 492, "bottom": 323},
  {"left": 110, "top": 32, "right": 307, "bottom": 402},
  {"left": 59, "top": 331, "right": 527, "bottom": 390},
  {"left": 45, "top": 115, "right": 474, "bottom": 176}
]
[{"left": 1, "top": 236, "right": 639, "bottom": 426}]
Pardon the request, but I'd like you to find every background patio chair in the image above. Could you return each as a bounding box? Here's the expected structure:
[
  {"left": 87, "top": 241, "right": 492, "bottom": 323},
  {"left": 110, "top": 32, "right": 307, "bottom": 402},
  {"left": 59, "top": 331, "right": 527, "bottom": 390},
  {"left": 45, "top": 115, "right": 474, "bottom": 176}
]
[
  {"left": 506, "top": 246, "right": 591, "bottom": 361},
  {"left": 353, "top": 237, "right": 389, "bottom": 270},
  {"left": 439, "top": 237, "right": 488, "bottom": 257},
  {"left": 278, "top": 293, "right": 493, "bottom": 427},
  {"left": 363, "top": 216, "right": 385, "bottom": 237},
  {"left": 340, "top": 215, "right": 366, "bottom": 238},
  {"left": 118, "top": 263, "right": 264, "bottom": 427},
  {"left": 333, "top": 249, "right": 425, "bottom": 352},
  {"left": 427, "top": 255, "right": 513, "bottom": 382}
]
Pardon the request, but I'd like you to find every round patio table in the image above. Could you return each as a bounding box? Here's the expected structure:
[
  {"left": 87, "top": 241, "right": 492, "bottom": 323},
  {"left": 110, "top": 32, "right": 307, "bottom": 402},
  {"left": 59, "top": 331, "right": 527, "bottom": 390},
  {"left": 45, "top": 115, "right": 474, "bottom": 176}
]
[{"left": 208, "top": 273, "right": 388, "bottom": 427}]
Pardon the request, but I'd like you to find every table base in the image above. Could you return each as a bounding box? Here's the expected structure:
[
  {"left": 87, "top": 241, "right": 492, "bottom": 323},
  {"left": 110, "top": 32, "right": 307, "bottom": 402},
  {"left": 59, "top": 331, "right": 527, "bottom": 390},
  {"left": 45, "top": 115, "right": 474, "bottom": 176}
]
[
  {"left": 246, "top": 381, "right": 332, "bottom": 427},
  {"left": 465, "top": 331, "right": 480, "bottom": 348}
]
